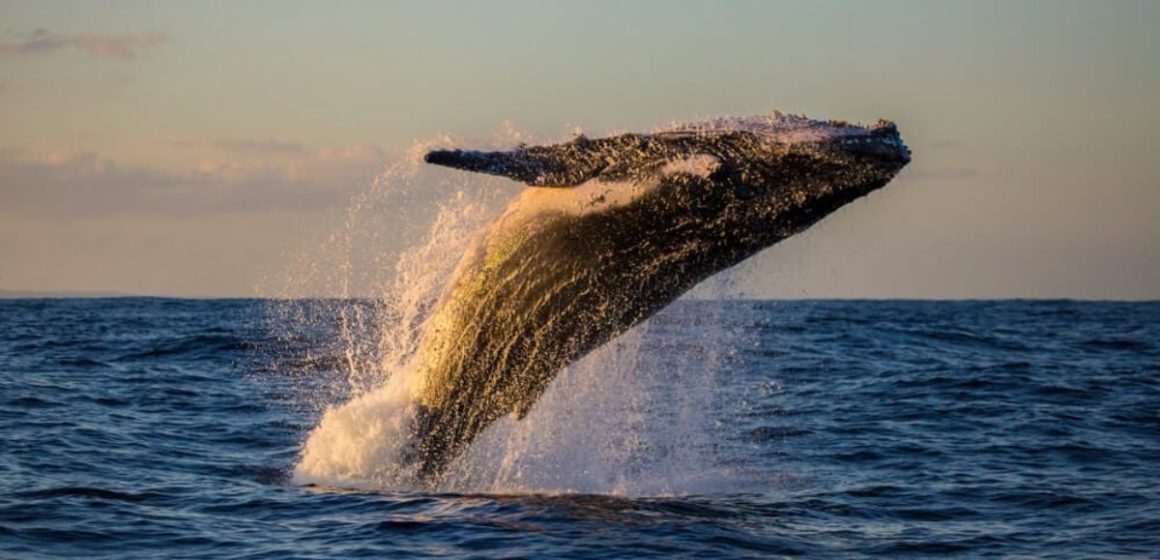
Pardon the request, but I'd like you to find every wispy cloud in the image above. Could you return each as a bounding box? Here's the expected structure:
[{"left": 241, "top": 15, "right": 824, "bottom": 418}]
[
  {"left": 0, "top": 28, "right": 168, "bottom": 61},
  {"left": 0, "top": 144, "right": 387, "bottom": 216},
  {"left": 214, "top": 139, "right": 310, "bottom": 156}
]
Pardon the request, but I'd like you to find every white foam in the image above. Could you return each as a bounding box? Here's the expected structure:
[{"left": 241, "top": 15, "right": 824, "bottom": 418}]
[{"left": 292, "top": 369, "right": 421, "bottom": 489}]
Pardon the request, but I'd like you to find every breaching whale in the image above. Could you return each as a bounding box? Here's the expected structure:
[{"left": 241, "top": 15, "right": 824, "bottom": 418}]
[{"left": 408, "top": 112, "right": 910, "bottom": 481}]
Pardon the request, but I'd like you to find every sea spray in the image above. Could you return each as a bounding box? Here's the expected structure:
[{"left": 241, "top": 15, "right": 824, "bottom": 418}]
[
  {"left": 277, "top": 128, "right": 749, "bottom": 494},
  {"left": 261, "top": 137, "right": 514, "bottom": 409},
  {"left": 290, "top": 191, "right": 506, "bottom": 489}
]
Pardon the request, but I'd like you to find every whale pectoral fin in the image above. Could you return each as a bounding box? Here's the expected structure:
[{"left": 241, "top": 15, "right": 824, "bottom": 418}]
[
  {"left": 424, "top": 148, "right": 605, "bottom": 187},
  {"left": 425, "top": 149, "right": 567, "bottom": 186},
  {"left": 424, "top": 134, "right": 640, "bottom": 187}
]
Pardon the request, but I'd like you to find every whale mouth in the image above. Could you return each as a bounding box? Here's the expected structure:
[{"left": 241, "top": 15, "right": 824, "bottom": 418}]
[
  {"left": 664, "top": 112, "right": 893, "bottom": 141},
  {"left": 664, "top": 112, "right": 910, "bottom": 167},
  {"left": 832, "top": 125, "right": 911, "bottom": 166}
]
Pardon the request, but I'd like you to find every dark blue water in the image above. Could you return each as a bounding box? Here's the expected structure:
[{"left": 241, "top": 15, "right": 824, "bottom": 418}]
[{"left": 1, "top": 298, "right": 1157, "bottom": 558}]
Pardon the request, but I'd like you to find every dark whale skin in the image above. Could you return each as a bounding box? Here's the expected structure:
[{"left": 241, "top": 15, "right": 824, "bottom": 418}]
[{"left": 411, "top": 114, "right": 911, "bottom": 480}]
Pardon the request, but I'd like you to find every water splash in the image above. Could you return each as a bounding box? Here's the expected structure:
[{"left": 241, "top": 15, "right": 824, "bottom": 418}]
[
  {"left": 289, "top": 186, "right": 509, "bottom": 489},
  {"left": 274, "top": 127, "right": 747, "bottom": 495},
  {"left": 441, "top": 280, "right": 745, "bottom": 496}
]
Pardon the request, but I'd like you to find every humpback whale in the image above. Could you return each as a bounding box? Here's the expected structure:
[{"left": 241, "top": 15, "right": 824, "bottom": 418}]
[{"left": 408, "top": 112, "right": 910, "bottom": 481}]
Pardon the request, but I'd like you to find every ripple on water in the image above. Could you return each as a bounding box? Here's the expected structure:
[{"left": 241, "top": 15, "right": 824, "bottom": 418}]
[{"left": 0, "top": 299, "right": 1156, "bottom": 558}]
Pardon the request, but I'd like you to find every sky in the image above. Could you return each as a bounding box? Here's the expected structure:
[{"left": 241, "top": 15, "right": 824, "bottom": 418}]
[{"left": 0, "top": 0, "right": 1157, "bottom": 298}]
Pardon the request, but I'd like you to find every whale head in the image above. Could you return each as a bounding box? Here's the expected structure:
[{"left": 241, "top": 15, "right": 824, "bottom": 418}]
[
  {"left": 425, "top": 111, "right": 909, "bottom": 244},
  {"left": 652, "top": 113, "right": 911, "bottom": 238}
]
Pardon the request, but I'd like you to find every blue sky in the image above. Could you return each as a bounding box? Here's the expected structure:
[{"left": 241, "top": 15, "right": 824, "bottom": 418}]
[{"left": 0, "top": 1, "right": 1157, "bottom": 297}]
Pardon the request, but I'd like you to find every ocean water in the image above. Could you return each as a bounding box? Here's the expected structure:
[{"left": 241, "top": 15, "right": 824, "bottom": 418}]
[{"left": 1, "top": 297, "right": 1157, "bottom": 558}]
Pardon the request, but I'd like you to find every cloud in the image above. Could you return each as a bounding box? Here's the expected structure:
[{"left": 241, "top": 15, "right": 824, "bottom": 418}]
[
  {"left": 213, "top": 139, "right": 310, "bottom": 156},
  {"left": 0, "top": 28, "right": 168, "bottom": 61},
  {"left": 0, "top": 144, "right": 388, "bottom": 216}
]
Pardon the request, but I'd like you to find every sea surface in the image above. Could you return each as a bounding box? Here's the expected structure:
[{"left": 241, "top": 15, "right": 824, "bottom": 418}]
[{"left": 1, "top": 298, "right": 1157, "bottom": 559}]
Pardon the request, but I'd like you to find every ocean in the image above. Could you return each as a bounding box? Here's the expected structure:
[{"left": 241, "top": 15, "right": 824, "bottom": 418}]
[{"left": 1, "top": 298, "right": 1156, "bottom": 558}]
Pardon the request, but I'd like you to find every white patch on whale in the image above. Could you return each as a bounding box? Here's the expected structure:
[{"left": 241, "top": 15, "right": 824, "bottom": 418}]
[{"left": 661, "top": 153, "right": 722, "bottom": 179}]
